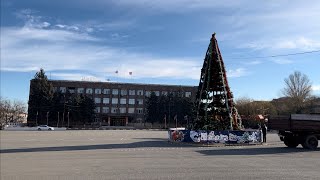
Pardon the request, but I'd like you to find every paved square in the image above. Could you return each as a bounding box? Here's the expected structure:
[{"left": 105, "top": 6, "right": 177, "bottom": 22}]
[{"left": 1, "top": 130, "right": 319, "bottom": 180}]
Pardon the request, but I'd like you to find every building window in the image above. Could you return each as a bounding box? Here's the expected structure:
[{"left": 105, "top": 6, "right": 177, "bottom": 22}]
[
  {"left": 162, "top": 91, "right": 168, "bottom": 96},
  {"left": 77, "top": 88, "right": 84, "bottom": 93},
  {"left": 53, "top": 87, "right": 58, "bottom": 92},
  {"left": 176, "top": 91, "right": 183, "bottom": 97},
  {"left": 112, "top": 89, "right": 118, "bottom": 95},
  {"left": 145, "top": 91, "right": 151, "bottom": 97},
  {"left": 95, "top": 88, "right": 101, "bottom": 94},
  {"left": 136, "top": 99, "right": 143, "bottom": 105},
  {"left": 112, "top": 98, "right": 118, "bottom": 104},
  {"left": 102, "top": 107, "right": 109, "bottom": 113},
  {"left": 137, "top": 90, "right": 144, "bottom": 96},
  {"left": 103, "top": 89, "right": 110, "bottom": 94},
  {"left": 155, "top": 91, "right": 160, "bottom": 96},
  {"left": 129, "top": 99, "right": 135, "bottom": 105},
  {"left": 60, "top": 87, "right": 66, "bottom": 93},
  {"left": 68, "top": 87, "right": 75, "bottom": 93},
  {"left": 119, "top": 107, "right": 126, "bottom": 114},
  {"left": 129, "top": 90, "right": 135, "bottom": 95},
  {"left": 185, "top": 92, "right": 192, "bottom": 98},
  {"left": 120, "top": 98, "right": 127, "bottom": 104},
  {"left": 86, "top": 88, "right": 93, "bottom": 94},
  {"left": 103, "top": 98, "right": 109, "bottom": 104},
  {"left": 95, "top": 107, "right": 101, "bottom": 113},
  {"left": 121, "top": 89, "right": 127, "bottom": 96},
  {"left": 128, "top": 108, "right": 135, "bottom": 114},
  {"left": 137, "top": 108, "right": 143, "bottom": 114},
  {"left": 111, "top": 107, "right": 118, "bottom": 113},
  {"left": 94, "top": 98, "right": 101, "bottom": 104}
]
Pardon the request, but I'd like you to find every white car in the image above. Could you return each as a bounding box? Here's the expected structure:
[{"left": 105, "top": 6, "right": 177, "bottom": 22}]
[{"left": 37, "top": 125, "right": 54, "bottom": 131}]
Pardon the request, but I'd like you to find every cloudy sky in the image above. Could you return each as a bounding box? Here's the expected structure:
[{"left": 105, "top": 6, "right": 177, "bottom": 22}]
[{"left": 1, "top": 0, "right": 320, "bottom": 103}]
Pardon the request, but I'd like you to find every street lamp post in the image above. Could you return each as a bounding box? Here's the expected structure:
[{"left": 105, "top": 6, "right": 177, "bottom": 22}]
[
  {"left": 168, "top": 97, "right": 171, "bottom": 128},
  {"left": 35, "top": 111, "right": 38, "bottom": 126},
  {"left": 57, "top": 112, "right": 60, "bottom": 127},
  {"left": 67, "top": 111, "right": 70, "bottom": 128},
  {"left": 46, "top": 111, "right": 49, "bottom": 125}
]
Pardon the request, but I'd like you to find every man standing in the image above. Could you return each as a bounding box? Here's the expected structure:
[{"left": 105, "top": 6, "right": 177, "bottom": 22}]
[{"left": 262, "top": 124, "right": 267, "bottom": 143}]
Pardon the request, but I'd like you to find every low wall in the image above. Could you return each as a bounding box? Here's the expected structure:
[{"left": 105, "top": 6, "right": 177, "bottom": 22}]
[{"left": 168, "top": 130, "right": 262, "bottom": 144}]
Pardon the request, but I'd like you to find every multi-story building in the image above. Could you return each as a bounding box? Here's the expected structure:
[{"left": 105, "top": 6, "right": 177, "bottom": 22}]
[{"left": 46, "top": 80, "right": 197, "bottom": 126}]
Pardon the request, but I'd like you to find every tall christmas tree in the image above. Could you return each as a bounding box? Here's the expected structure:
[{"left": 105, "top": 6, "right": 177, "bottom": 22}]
[{"left": 193, "top": 33, "right": 241, "bottom": 130}]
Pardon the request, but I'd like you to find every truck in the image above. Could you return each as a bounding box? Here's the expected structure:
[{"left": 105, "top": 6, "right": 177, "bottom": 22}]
[{"left": 268, "top": 114, "right": 320, "bottom": 150}]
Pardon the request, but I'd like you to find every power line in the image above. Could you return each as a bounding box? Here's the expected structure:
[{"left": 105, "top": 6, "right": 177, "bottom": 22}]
[{"left": 227, "top": 49, "right": 320, "bottom": 60}]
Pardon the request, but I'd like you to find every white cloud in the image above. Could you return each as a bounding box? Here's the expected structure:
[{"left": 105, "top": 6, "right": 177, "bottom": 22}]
[
  {"left": 1, "top": 23, "right": 247, "bottom": 82},
  {"left": 271, "top": 59, "right": 293, "bottom": 65},
  {"left": 110, "top": 0, "right": 249, "bottom": 12},
  {"left": 51, "top": 73, "right": 102, "bottom": 81},
  {"left": 246, "top": 60, "right": 262, "bottom": 65},
  {"left": 312, "top": 85, "right": 320, "bottom": 91},
  {"left": 55, "top": 24, "right": 65, "bottom": 28},
  {"left": 2, "top": 27, "right": 99, "bottom": 46},
  {"left": 244, "top": 37, "right": 320, "bottom": 51},
  {"left": 227, "top": 68, "right": 248, "bottom": 78},
  {"left": 1, "top": 24, "right": 203, "bottom": 81}
]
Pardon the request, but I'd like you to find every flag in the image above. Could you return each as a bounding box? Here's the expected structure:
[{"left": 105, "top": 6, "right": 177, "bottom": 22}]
[{"left": 129, "top": 72, "right": 132, "bottom": 75}]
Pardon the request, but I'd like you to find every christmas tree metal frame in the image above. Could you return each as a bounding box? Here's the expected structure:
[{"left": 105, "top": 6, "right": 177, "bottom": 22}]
[{"left": 193, "top": 33, "right": 241, "bottom": 130}]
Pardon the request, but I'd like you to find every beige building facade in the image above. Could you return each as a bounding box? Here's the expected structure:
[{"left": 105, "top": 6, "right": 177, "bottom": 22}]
[{"left": 50, "top": 80, "right": 197, "bottom": 126}]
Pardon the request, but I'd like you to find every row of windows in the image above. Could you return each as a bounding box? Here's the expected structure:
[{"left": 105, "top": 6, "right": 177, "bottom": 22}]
[
  {"left": 55, "top": 87, "right": 192, "bottom": 98},
  {"left": 94, "top": 98, "right": 143, "bottom": 105},
  {"left": 95, "top": 107, "right": 143, "bottom": 114}
]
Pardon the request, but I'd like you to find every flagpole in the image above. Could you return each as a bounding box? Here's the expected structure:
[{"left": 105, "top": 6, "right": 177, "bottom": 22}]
[
  {"left": 164, "top": 114, "right": 167, "bottom": 129},
  {"left": 115, "top": 70, "right": 118, "bottom": 82},
  {"left": 175, "top": 115, "right": 177, "bottom": 128}
]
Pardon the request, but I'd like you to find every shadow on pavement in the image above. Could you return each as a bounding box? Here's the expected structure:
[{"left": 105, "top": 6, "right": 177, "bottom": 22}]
[
  {"left": 0, "top": 139, "right": 192, "bottom": 154},
  {"left": 197, "top": 146, "right": 319, "bottom": 156}
]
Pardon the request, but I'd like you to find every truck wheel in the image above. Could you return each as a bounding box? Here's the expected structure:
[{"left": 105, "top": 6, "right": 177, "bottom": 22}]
[
  {"left": 303, "top": 135, "right": 318, "bottom": 150},
  {"left": 284, "top": 137, "right": 299, "bottom": 148}
]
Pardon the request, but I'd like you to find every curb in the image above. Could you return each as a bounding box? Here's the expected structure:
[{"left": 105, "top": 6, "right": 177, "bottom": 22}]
[{"left": 66, "top": 128, "right": 167, "bottom": 131}]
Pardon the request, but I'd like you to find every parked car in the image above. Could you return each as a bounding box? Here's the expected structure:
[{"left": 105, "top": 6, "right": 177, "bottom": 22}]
[{"left": 37, "top": 125, "right": 54, "bottom": 131}]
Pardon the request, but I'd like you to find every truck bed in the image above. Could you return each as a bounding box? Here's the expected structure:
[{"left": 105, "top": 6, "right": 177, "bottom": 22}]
[{"left": 269, "top": 114, "right": 320, "bottom": 131}]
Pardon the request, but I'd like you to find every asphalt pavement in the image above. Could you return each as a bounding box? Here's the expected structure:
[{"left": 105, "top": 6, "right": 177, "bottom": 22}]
[{"left": 1, "top": 130, "right": 319, "bottom": 180}]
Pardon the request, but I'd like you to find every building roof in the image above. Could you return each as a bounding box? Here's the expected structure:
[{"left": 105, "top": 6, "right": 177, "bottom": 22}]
[{"left": 48, "top": 79, "right": 198, "bottom": 88}]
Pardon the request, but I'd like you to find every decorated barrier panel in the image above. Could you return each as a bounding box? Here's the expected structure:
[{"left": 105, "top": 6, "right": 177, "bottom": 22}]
[{"left": 168, "top": 129, "right": 262, "bottom": 144}]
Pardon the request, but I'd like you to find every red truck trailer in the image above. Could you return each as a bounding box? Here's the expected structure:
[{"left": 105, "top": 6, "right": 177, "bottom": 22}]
[{"left": 268, "top": 114, "right": 320, "bottom": 150}]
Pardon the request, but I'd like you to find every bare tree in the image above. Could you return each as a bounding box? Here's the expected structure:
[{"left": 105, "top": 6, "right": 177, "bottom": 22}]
[
  {"left": 0, "top": 97, "right": 27, "bottom": 129},
  {"left": 282, "top": 71, "right": 312, "bottom": 113},
  {"left": 236, "top": 97, "right": 276, "bottom": 116},
  {"left": 0, "top": 97, "right": 11, "bottom": 128}
]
